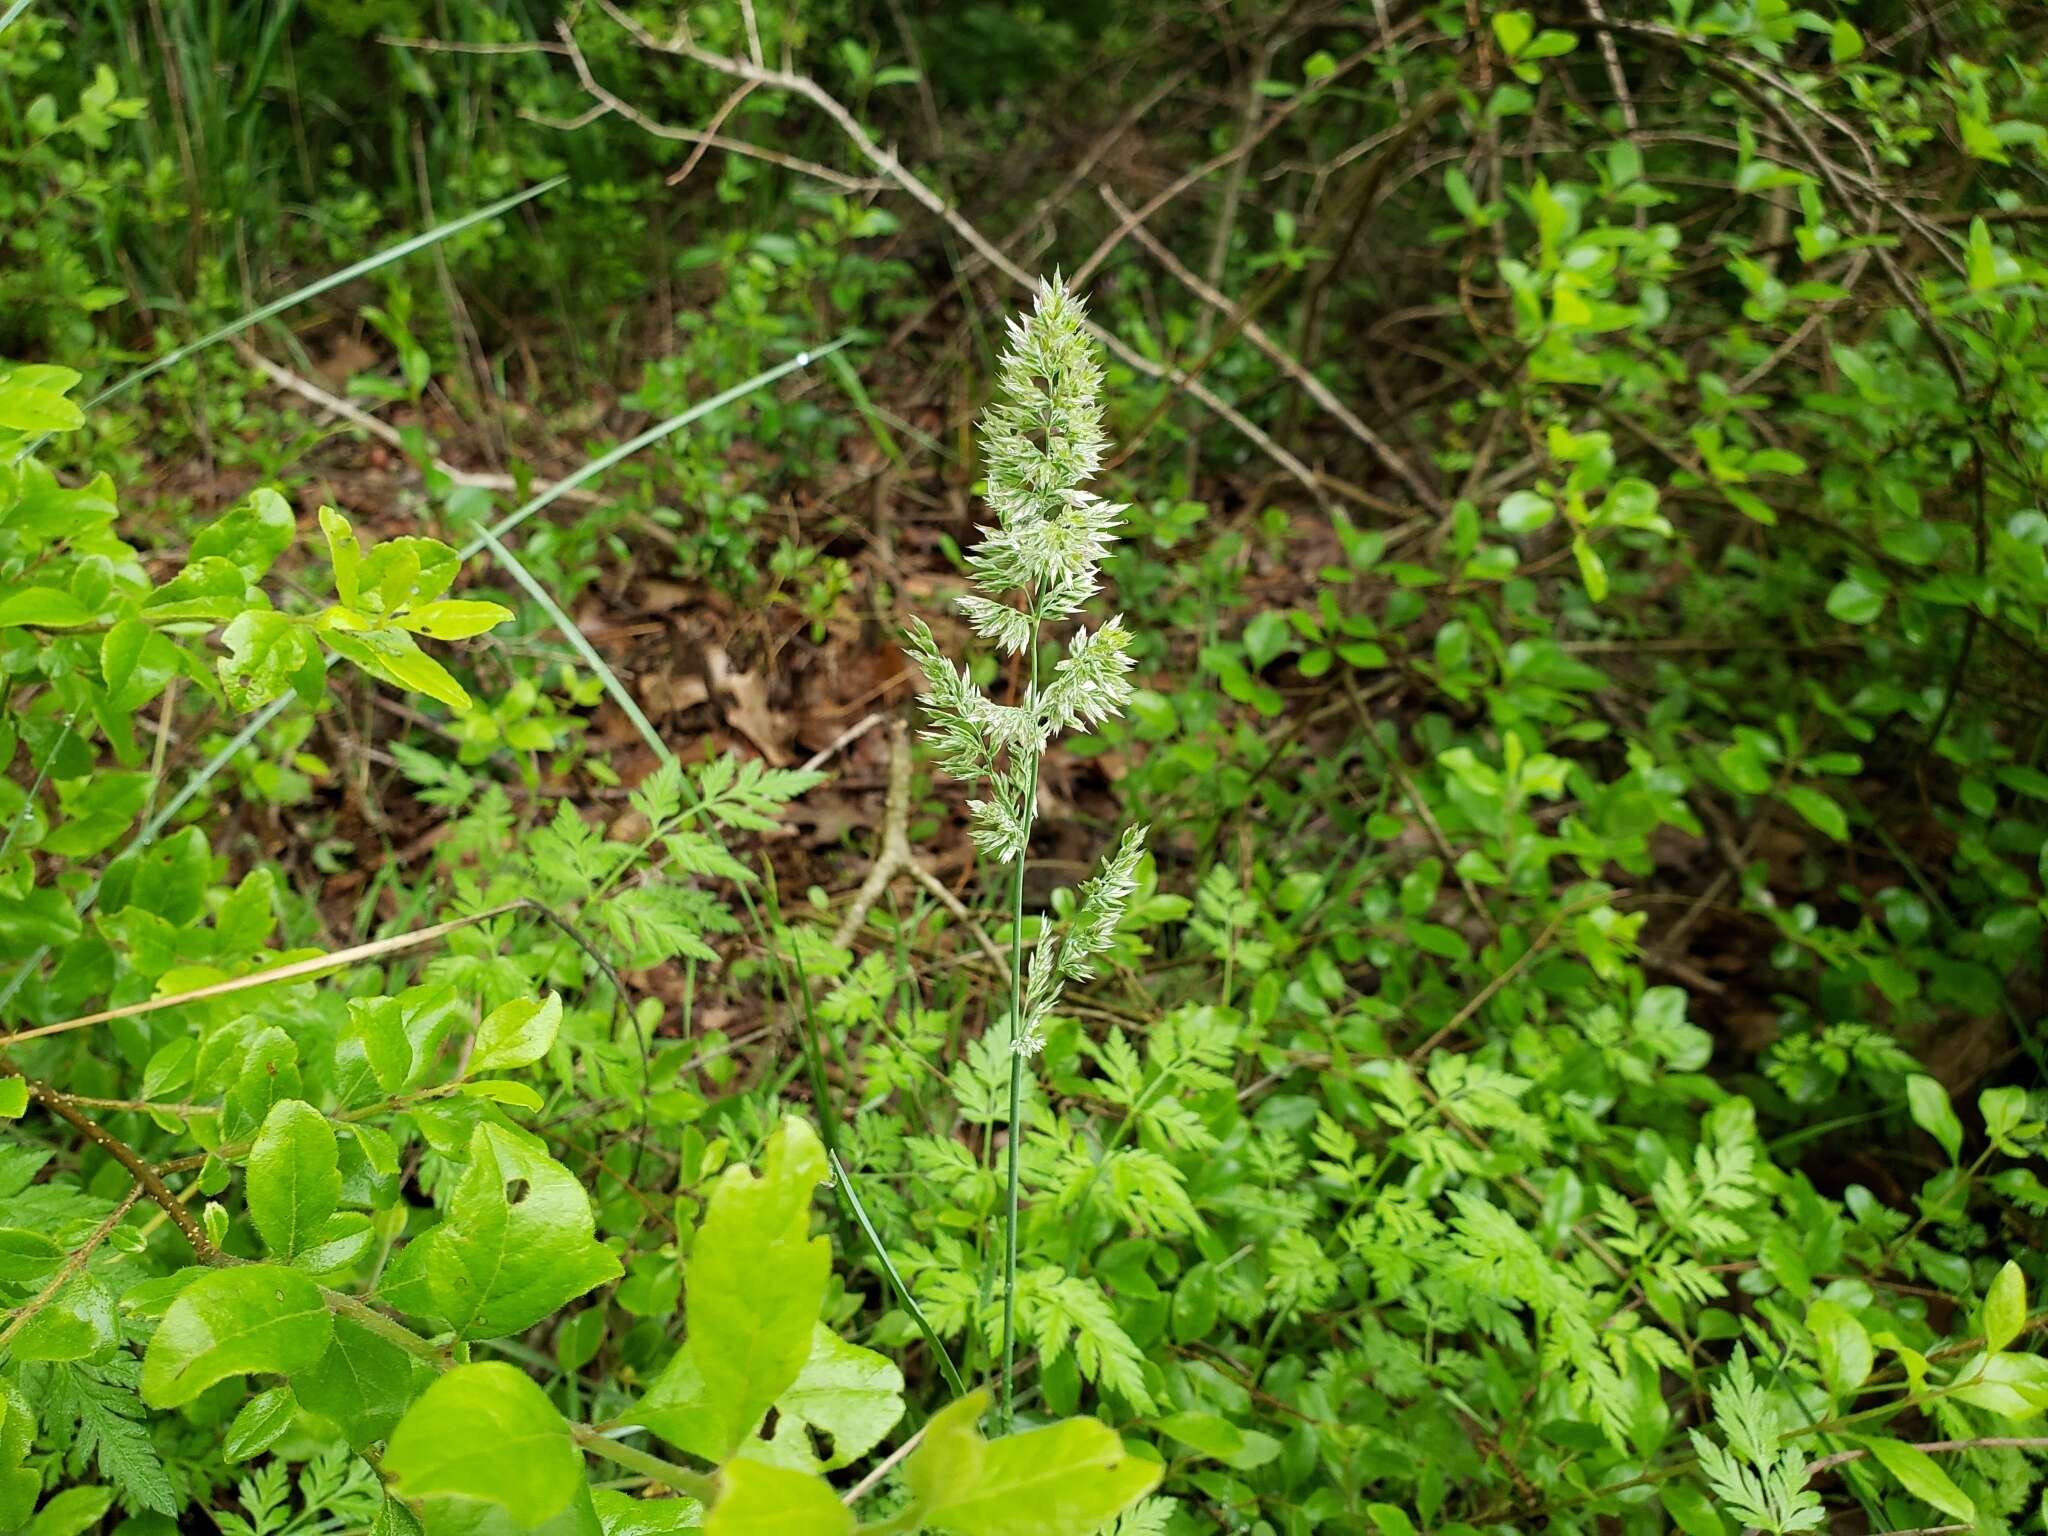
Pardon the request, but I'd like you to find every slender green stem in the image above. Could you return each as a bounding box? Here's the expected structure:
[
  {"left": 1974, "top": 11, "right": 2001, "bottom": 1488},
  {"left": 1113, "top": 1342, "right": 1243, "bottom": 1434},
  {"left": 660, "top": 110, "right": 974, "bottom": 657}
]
[
  {"left": 1000, "top": 646, "right": 1041, "bottom": 1433},
  {"left": 571, "top": 1426, "right": 716, "bottom": 1503},
  {"left": 744, "top": 873, "right": 967, "bottom": 1399},
  {"left": 1002, "top": 1010, "right": 1023, "bottom": 1431},
  {"left": 832, "top": 1149, "right": 968, "bottom": 1399}
]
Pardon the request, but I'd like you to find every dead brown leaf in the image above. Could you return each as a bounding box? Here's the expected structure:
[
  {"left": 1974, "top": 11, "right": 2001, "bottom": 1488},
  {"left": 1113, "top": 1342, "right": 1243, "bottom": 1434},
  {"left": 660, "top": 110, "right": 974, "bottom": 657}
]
[{"left": 707, "top": 646, "right": 793, "bottom": 764}]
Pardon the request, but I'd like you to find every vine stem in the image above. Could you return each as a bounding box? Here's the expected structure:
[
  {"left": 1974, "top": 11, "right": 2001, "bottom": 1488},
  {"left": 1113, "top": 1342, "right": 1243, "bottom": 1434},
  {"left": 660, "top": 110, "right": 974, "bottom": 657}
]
[
  {"left": 1000, "top": 646, "right": 1041, "bottom": 1434},
  {"left": 570, "top": 1425, "right": 717, "bottom": 1503}
]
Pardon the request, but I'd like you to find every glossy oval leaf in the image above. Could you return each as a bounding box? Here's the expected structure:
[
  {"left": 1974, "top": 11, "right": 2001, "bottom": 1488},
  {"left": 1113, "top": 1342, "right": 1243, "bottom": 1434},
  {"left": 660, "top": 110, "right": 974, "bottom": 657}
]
[
  {"left": 1863, "top": 1436, "right": 1975, "bottom": 1523},
  {"left": 901, "top": 1390, "right": 1161, "bottom": 1536},
  {"left": 638, "top": 1117, "right": 829, "bottom": 1464},
  {"left": 140, "top": 1265, "right": 333, "bottom": 1408},
  {"left": 704, "top": 1459, "right": 849, "bottom": 1536},
  {"left": 469, "top": 994, "right": 562, "bottom": 1074},
  {"left": 247, "top": 1099, "right": 341, "bottom": 1261},
  {"left": 223, "top": 1386, "right": 299, "bottom": 1463},
  {"left": 383, "top": 1362, "right": 580, "bottom": 1528}
]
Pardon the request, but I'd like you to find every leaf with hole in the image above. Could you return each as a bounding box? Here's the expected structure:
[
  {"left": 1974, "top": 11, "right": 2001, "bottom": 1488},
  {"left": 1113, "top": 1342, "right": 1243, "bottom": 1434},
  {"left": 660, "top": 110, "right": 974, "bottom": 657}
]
[
  {"left": 751, "top": 1324, "right": 904, "bottom": 1473},
  {"left": 398, "top": 1124, "right": 621, "bottom": 1340},
  {"left": 638, "top": 1118, "right": 830, "bottom": 1465}
]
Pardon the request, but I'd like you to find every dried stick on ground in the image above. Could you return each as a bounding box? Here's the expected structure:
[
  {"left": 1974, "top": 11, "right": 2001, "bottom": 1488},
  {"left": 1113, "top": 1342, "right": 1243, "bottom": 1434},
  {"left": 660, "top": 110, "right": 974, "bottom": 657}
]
[
  {"left": 549, "top": 23, "right": 882, "bottom": 194},
  {"left": 236, "top": 343, "right": 601, "bottom": 506},
  {"left": 1068, "top": 21, "right": 1428, "bottom": 287},
  {"left": 833, "top": 721, "right": 1004, "bottom": 970}
]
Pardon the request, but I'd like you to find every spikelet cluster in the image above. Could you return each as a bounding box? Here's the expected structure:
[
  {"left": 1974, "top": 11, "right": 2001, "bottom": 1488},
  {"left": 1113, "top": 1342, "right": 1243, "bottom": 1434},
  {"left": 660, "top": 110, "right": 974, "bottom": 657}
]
[{"left": 902, "top": 278, "right": 1148, "bottom": 1055}]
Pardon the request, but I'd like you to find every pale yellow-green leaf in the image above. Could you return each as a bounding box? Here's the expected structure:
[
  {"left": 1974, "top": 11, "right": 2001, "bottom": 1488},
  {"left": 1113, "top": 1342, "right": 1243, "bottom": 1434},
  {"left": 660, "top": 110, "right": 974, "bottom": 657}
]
[
  {"left": 901, "top": 1390, "right": 1161, "bottom": 1536},
  {"left": 704, "top": 1459, "right": 850, "bottom": 1536}
]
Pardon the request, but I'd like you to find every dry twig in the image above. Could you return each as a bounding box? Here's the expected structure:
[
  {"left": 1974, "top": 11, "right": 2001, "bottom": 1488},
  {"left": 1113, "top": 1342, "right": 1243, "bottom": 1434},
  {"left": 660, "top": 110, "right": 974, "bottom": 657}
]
[{"left": 832, "top": 721, "right": 1004, "bottom": 971}]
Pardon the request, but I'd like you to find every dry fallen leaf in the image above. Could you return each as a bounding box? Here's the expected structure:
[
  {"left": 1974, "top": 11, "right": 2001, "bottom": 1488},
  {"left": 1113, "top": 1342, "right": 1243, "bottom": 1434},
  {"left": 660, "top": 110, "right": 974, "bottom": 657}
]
[
  {"left": 639, "top": 667, "right": 709, "bottom": 717},
  {"left": 707, "top": 645, "right": 793, "bottom": 764}
]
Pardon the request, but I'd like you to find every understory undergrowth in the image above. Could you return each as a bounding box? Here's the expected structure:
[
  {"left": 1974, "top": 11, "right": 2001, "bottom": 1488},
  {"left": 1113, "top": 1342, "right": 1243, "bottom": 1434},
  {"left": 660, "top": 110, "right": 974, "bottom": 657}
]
[{"left": 4, "top": 3, "right": 2048, "bottom": 1536}]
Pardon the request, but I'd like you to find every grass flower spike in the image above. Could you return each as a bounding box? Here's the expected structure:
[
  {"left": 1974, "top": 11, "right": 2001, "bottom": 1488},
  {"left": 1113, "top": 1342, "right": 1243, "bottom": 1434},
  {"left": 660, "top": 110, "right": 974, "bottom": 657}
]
[{"left": 902, "top": 277, "right": 1147, "bottom": 1426}]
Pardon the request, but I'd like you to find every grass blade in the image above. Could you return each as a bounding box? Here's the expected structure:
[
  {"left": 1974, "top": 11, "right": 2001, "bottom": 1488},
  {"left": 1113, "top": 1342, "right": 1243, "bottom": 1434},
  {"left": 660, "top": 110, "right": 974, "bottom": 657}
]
[
  {"left": 457, "top": 333, "right": 858, "bottom": 759},
  {"left": 749, "top": 872, "right": 969, "bottom": 1401},
  {"left": 0, "top": 338, "right": 844, "bottom": 1013},
  {"left": 84, "top": 176, "right": 567, "bottom": 415},
  {"left": 831, "top": 1148, "right": 968, "bottom": 1399},
  {"left": 2, "top": 902, "right": 522, "bottom": 1046},
  {"left": 470, "top": 522, "right": 668, "bottom": 759},
  {"left": 458, "top": 333, "right": 857, "bottom": 556}
]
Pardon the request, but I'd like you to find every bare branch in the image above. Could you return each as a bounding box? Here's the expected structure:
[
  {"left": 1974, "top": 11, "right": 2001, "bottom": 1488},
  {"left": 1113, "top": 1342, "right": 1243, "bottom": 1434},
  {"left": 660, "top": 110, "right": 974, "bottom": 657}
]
[
  {"left": 1099, "top": 185, "right": 1444, "bottom": 511},
  {"left": 585, "top": 0, "right": 1327, "bottom": 502}
]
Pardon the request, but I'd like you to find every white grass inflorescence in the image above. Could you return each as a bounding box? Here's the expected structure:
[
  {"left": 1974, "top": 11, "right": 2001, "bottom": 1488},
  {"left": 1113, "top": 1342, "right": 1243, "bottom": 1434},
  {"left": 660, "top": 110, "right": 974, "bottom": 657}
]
[{"left": 902, "top": 276, "right": 1147, "bottom": 1057}]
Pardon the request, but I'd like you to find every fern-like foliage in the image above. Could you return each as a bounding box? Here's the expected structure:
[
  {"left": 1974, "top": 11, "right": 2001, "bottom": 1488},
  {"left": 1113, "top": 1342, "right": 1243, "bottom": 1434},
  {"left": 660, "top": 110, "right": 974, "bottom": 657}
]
[{"left": 1688, "top": 1350, "right": 1825, "bottom": 1535}]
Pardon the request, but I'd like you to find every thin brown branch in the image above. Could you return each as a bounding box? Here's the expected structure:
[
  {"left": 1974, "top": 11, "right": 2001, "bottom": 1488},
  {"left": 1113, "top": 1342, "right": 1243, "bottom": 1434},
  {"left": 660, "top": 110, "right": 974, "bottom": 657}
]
[
  {"left": 12, "top": 1074, "right": 214, "bottom": 1258},
  {"left": 550, "top": 21, "right": 881, "bottom": 194},
  {"left": 1806, "top": 1435, "right": 2048, "bottom": 1478},
  {"left": 236, "top": 343, "right": 601, "bottom": 506},
  {"left": 1068, "top": 22, "right": 1426, "bottom": 287},
  {"left": 833, "top": 721, "right": 1004, "bottom": 970},
  {"left": 585, "top": 0, "right": 1326, "bottom": 502},
  {"left": 0, "top": 1185, "right": 144, "bottom": 1355},
  {"left": 1100, "top": 184, "right": 1444, "bottom": 511}
]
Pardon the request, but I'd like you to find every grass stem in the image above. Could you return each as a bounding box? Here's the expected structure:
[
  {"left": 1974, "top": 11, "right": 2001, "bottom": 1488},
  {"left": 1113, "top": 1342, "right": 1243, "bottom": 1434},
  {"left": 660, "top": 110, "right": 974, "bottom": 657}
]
[{"left": 1000, "top": 647, "right": 1040, "bottom": 1433}]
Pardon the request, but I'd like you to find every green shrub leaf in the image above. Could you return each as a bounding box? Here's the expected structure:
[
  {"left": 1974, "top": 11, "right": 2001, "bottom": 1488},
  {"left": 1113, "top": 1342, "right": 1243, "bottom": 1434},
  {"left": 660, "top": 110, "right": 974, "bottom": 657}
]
[
  {"left": 406, "top": 1124, "right": 622, "bottom": 1340},
  {"left": 383, "top": 1362, "right": 581, "bottom": 1528},
  {"left": 638, "top": 1118, "right": 829, "bottom": 1463},
  {"left": 470, "top": 993, "right": 563, "bottom": 1074},
  {"left": 247, "top": 1099, "right": 341, "bottom": 1261},
  {"left": 1863, "top": 1437, "right": 1975, "bottom": 1522},
  {"left": 1984, "top": 1261, "right": 2026, "bottom": 1355},
  {"left": 703, "top": 1458, "right": 849, "bottom": 1536},
  {"left": 1805, "top": 1300, "right": 1872, "bottom": 1396},
  {"left": 901, "top": 1390, "right": 1161, "bottom": 1536},
  {"left": 1906, "top": 1075, "right": 1963, "bottom": 1164},
  {"left": 140, "top": 1265, "right": 333, "bottom": 1408},
  {"left": 222, "top": 1386, "right": 298, "bottom": 1463}
]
